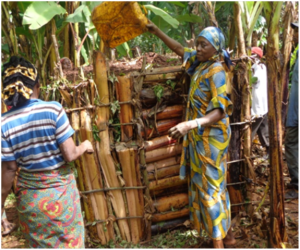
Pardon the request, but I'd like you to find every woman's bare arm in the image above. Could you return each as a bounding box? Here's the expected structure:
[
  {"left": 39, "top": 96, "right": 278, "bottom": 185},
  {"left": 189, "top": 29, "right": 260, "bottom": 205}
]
[
  {"left": 59, "top": 137, "right": 94, "bottom": 162},
  {"left": 147, "top": 21, "right": 184, "bottom": 57},
  {"left": 2, "top": 161, "right": 18, "bottom": 214},
  {"left": 169, "top": 109, "right": 225, "bottom": 139}
]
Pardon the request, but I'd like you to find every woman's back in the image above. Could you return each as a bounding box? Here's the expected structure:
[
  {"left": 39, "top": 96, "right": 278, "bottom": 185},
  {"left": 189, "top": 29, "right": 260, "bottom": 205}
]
[{"left": 1, "top": 99, "right": 74, "bottom": 172}]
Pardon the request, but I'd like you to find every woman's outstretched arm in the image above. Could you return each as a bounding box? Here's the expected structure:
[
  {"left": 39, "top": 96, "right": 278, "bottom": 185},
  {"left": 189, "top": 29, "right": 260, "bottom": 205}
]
[{"left": 147, "top": 21, "right": 185, "bottom": 57}]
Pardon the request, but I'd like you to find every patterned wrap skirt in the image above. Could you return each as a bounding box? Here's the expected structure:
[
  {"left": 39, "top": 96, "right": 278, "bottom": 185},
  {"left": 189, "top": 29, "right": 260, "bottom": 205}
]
[{"left": 15, "top": 166, "right": 85, "bottom": 248}]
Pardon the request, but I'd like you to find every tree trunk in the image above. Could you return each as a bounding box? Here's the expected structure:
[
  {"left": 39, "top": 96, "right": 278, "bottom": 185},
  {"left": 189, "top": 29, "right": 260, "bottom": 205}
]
[
  {"left": 234, "top": 3, "right": 252, "bottom": 215},
  {"left": 263, "top": 2, "right": 287, "bottom": 247}
]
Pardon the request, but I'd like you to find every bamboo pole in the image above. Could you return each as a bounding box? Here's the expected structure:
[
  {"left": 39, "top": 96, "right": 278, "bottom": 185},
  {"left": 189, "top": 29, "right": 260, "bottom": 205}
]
[
  {"left": 93, "top": 50, "right": 131, "bottom": 242},
  {"left": 149, "top": 176, "right": 187, "bottom": 193},
  {"left": 148, "top": 165, "right": 180, "bottom": 181},
  {"left": 116, "top": 75, "right": 133, "bottom": 142},
  {"left": 145, "top": 144, "right": 182, "bottom": 163},
  {"left": 146, "top": 156, "right": 181, "bottom": 172},
  {"left": 144, "top": 135, "right": 177, "bottom": 152},
  {"left": 152, "top": 208, "right": 189, "bottom": 223},
  {"left": 153, "top": 193, "right": 189, "bottom": 213}
]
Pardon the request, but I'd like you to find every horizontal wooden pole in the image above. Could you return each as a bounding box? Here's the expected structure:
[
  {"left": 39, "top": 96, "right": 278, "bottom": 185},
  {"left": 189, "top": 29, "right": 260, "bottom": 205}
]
[
  {"left": 146, "top": 156, "right": 181, "bottom": 172},
  {"left": 144, "top": 135, "right": 177, "bottom": 152},
  {"left": 149, "top": 176, "right": 187, "bottom": 193},
  {"left": 153, "top": 193, "right": 189, "bottom": 213},
  {"left": 148, "top": 164, "right": 180, "bottom": 181},
  {"left": 151, "top": 208, "right": 189, "bottom": 223},
  {"left": 145, "top": 144, "right": 182, "bottom": 163}
]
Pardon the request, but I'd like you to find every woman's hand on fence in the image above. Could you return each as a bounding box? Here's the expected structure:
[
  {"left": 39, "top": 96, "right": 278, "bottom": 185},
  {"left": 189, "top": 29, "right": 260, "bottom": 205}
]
[
  {"left": 84, "top": 140, "right": 94, "bottom": 154},
  {"left": 168, "top": 120, "right": 197, "bottom": 139}
]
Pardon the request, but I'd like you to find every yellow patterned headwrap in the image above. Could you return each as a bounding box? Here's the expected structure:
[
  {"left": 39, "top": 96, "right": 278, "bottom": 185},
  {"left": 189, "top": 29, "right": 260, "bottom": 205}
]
[
  {"left": 2, "top": 81, "right": 33, "bottom": 101},
  {"left": 2, "top": 56, "right": 38, "bottom": 107}
]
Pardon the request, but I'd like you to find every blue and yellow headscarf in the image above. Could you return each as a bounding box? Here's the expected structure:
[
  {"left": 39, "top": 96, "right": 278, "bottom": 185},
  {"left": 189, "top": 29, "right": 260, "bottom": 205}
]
[{"left": 185, "top": 26, "right": 233, "bottom": 75}]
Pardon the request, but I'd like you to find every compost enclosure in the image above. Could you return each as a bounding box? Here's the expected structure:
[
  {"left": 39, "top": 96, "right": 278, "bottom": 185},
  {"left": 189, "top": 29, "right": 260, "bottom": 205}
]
[{"left": 1, "top": 1, "right": 299, "bottom": 249}]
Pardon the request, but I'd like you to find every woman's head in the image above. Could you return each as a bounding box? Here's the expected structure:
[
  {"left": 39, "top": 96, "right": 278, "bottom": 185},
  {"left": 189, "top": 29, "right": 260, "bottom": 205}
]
[
  {"left": 2, "top": 56, "right": 39, "bottom": 107},
  {"left": 195, "top": 27, "right": 232, "bottom": 68},
  {"left": 195, "top": 36, "right": 217, "bottom": 62}
]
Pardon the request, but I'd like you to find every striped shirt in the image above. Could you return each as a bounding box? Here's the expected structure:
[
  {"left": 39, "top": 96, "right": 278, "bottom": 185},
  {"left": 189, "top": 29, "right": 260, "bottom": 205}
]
[{"left": 1, "top": 99, "right": 74, "bottom": 172}]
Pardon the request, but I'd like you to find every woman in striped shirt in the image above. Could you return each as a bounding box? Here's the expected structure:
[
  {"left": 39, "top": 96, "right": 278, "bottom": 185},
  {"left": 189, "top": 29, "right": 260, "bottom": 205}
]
[{"left": 1, "top": 56, "right": 93, "bottom": 248}]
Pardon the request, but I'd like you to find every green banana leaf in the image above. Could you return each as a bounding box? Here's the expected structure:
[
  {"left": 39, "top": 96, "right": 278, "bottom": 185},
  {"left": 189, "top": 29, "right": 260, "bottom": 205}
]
[
  {"left": 174, "top": 14, "right": 203, "bottom": 24},
  {"left": 65, "top": 5, "right": 90, "bottom": 23},
  {"left": 17, "top": 1, "right": 32, "bottom": 14},
  {"left": 168, "top": 2, "right": 187, "bottom": 8},
  {"left": 116, "top": 42, "right": 132, "bottom": 58},
  {"left": 22, "top": 2, "right": 66, "bottom": 30},
  {"left": 144, "top": 4, "right": 179, "bottom": 28}
]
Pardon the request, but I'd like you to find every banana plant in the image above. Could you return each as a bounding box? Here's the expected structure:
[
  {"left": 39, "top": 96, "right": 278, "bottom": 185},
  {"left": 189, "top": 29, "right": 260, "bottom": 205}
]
[
  {"left": 1, "top": 2, "right": 18, "bottom": 55},
  {"left": 263, "top": 2, "right": 287, "bottom": 248},
  {"left": 238, "top": 1, "right": 264, "bottom": 46},
  {"left": 22, "top": 1, "right": 67, "bottom": 85}
]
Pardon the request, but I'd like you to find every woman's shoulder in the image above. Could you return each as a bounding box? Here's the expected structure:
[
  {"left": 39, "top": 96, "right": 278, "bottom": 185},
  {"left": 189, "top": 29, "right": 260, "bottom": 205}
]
[
  {"left": 37, "top": 99, "right": 63, "bottom": 108},
  {"left": 209, "top": 61, "right": 223, "bottom": 69},
  {"left": 206, "top": 61, "right": 225, "bottom": 75}
]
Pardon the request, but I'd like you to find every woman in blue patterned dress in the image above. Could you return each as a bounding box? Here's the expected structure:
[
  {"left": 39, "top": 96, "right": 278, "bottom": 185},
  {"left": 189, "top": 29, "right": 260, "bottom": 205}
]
[{"left": 147, "top": 22, "right": 236, "bottom": 248}]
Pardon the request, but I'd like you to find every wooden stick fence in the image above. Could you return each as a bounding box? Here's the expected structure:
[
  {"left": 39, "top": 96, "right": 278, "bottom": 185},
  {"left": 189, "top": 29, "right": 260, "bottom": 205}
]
[{"left": 58, "top": 55, "right": 265, "bottom": 243}]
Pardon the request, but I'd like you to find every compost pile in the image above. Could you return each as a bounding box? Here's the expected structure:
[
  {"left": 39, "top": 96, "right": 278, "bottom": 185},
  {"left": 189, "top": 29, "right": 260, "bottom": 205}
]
[
  {"left": 63, "top": 53, "right": 182, "bottom": 82},
  {"left": 54, "top": 51, "right": 189, "bottom": 245}
]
